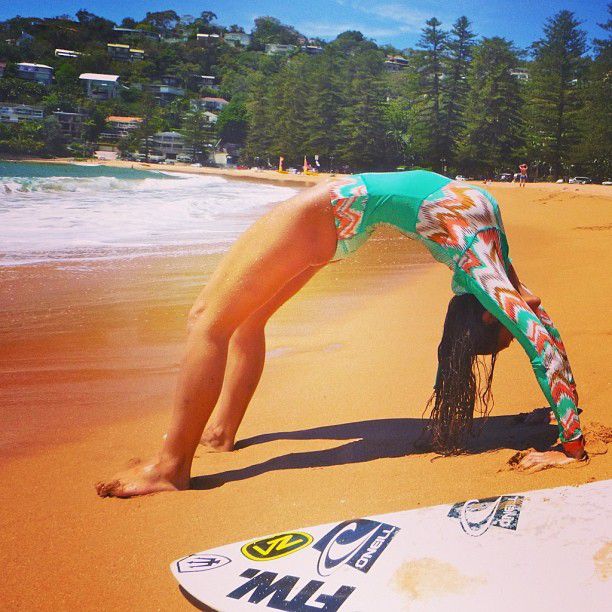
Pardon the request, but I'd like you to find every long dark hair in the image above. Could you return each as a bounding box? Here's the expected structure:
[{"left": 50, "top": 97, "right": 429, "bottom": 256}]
[{"left": 426, "top": 294, "right": 500, "bottom": 454}]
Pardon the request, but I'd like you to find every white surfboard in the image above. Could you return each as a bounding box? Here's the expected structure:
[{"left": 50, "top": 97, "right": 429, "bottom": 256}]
[{"left": 171, "top": 480, "right": 611, "bottom": 611}]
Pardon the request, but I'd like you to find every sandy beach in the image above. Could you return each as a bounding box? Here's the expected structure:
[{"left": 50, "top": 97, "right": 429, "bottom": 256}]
[{"left": 1, "top": 175, "right": 611, "bottom": 610}]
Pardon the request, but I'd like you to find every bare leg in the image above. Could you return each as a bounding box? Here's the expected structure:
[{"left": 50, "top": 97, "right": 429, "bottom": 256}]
[
  {"left": 96, "top": 182, "right": 338, "bottom": 497},
  {"left": 201, "top": 265, "right": 323, "bottom": 451}
]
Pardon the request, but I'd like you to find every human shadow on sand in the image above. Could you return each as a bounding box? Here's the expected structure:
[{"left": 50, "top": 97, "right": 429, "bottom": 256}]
[{"left": 190, "top": 413, "right": 559, "bottom": 491}]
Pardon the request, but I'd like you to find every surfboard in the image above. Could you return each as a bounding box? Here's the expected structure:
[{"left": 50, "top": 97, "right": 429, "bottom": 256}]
[{"left": 171, "top": 479, "right": 611, "bottom": 611}]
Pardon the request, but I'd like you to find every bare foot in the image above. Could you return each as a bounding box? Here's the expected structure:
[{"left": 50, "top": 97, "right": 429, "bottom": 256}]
[
  {"left": 96, "top": 458, "right": 189, "bottom": 498},
  {"left": 199, "top": 427, "right": 235, "bottom": 452}
]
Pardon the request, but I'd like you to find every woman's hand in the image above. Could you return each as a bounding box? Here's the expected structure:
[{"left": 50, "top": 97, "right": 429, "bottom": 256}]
[{"left": 516, "top": 449, "right": 577, "bottom": 473}]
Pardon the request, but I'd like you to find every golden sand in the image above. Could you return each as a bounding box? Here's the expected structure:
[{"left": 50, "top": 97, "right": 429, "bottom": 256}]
[{"left": 1, "top": 178, "right": 610, "bottom": 610}]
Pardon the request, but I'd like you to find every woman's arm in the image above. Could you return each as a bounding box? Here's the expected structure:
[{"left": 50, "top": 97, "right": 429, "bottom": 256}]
[{"left": 456, "top": 232, "right": 585, "bottom": 465}]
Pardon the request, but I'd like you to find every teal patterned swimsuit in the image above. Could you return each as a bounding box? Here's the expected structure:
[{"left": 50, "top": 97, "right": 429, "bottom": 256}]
[{"left": 329, "top": 171, "right": 581, "bottom": 443}]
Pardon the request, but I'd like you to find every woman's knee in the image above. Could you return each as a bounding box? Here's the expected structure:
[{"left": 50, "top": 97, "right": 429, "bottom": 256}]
[{"left": 187, "top": 300, "right": 236, "bottom": 344}]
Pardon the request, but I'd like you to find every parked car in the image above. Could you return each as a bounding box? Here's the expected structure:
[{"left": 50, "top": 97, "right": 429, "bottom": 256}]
[
  {"left": 602, "top": 180, "right": 612, "bottom": 186},
  {"left": 498, "top": 173, "right": 513, "bottom": 182},
  {"left": 176, "top": 154, "right": 193, "bottom": 163},
  {"left": 568, "top": 176, "right": 592, "bottom": 184},
  {"left": 455, "top": 175, "right": 467, "bottom": 181}
]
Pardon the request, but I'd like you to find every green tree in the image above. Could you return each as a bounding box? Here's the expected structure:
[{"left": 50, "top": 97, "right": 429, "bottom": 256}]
[
  {"left": 181, "top": 108, "right": 214, "bottom": 161},
  {"left": 251, "top": 16, "right": 302, "bottom": 49},
  {"left": 457, "top": 37, "right": 524, "bottom": 176},
  {"left": 573, "top": 4, "right": 611, "bottom": 178},
  {"left": 414, "top": 17, "right": 449, "bottom": 169},
  {"left": 134, "top": 94, "right": 163, "bottom": 160},
  {"left": 526, "top": 10, "right": 587, "bottom": 178},
  {"left": 216, "top": 95, "right": 248, "bottom": 143},
  {"left": 336, "top": 52, "right": 390, "bottom": 171},
  {"left": 443, "top": 16, "right": 477, "bottom": 168}
]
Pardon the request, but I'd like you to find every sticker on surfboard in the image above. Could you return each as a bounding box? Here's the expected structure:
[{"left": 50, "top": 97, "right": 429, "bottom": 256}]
[{"left": 171, "top": 479, "right": 611, "bottom": 610}]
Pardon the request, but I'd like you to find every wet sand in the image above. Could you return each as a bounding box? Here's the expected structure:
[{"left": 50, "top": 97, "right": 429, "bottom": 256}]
[{"left": 1, "top": 180, "right": 611, "bottom": 610}]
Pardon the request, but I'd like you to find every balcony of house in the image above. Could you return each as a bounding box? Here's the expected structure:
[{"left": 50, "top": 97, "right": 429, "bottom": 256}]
[
  {"left": 0, "top": 103, "right": 44, "bottom": 123},
  {"left": 79, "top": 73, "right": 121, "bottom": 100},
  {"left": 15, "top": 63, "right": 54, "bottom": 85}
]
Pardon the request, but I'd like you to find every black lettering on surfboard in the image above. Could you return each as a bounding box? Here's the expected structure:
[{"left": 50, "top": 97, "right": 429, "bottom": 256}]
[{"left": 227, "top": 569, "right": 355, "bottom": 611}]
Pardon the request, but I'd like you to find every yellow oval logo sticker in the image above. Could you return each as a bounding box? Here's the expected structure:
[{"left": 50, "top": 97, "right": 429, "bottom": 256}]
[{"left": 241, "top": 532, "right": 313, "bottom": 561}]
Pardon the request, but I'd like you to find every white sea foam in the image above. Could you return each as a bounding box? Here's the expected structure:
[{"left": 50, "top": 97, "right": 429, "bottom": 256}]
[{"left": 0, "top": 170, "right": 296, "bottom": 266}]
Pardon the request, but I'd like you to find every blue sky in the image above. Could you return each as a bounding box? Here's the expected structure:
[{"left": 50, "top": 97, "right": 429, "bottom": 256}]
[{"left": 1, "top": 1, "right": 609, "bottom": 50}]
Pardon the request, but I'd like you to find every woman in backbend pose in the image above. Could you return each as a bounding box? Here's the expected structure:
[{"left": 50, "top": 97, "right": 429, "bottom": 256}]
[{"left": 96, "top": 171, "right": 585, "bottom": 498}]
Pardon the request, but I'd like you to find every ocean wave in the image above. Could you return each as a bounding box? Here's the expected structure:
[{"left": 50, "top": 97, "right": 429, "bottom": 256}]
[{"left": 0, "top": 167, "right": 296, "bottom": 266}]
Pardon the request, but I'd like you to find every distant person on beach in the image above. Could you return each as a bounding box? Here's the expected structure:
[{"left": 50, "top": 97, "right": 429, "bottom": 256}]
[
  {"left": 97, "top": 171, "right": 586, "bottom": 498},
  {"left": 518, "top": 163, "right": 528, "bottom": 187}
]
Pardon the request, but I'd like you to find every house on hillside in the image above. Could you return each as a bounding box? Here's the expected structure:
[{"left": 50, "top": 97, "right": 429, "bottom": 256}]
[
  {"left": 79, "top": 73, "right": 122, "bottom": 100},
  {"left": 384, "top": 56, "right": 409, "bottom": 71},
  {"left": 53, "top": 110, "right": 88, "bottom": 139},
  {"left": 145, "top": 78, "right": 185, "bottom": 105},
  {"left": 112, "top": 27, "right": 161, "bottom": 41},
  {"left": 196, "top": 33, "right": 221, "bottom": 46},
  {"left": 150, "top": 131, "right": 190, "bottom": 159},
  {"left": 224, "top": 32, "right": 251, "bottom": 47},
  {"left": 15, "top": 63, "right": 53, "bottom": 85},
  {"left": 265, "top": 44, "right": 296, "bottom": 55},
  {"left": 0, "top": 103, "right": 44, "bottom": 123},
  {"left": 55, "top": 48, "right": 82, "bottom": 59},
  {"left": 510, "top": 68, "right": 529, "bottom": 81},
  {"left": 301, "top": 44, "right": 323, "bottom": 55},
  {"left": 193, "top": 96, "right": 228, "bottom": 112},
  {"left": 106, "top": 116, "right": 142, "bottom": 138},
  {"left": 107, "top": 43, "right": 144, "bottom": 61}
]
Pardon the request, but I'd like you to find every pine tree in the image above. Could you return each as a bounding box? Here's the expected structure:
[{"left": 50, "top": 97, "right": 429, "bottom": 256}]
[
  {"left": 457, "top": 38, "right": 524, "bottom": 176},
  {"left": 413, "top": 17, "right": 448, "bottom": 169},
  {"left": 336, "top": 51, "right": 390, "bottom": 171},
  {"left": 303, "top": 50, "right": 346, "bottom": 171},
  {"left": 573, "top": 4, "right": 611, "bottom": 178},
  {"left": 443, "top": 17, "right": 476, "bottom": 169},
  {"left": 526, "top": 10, "right": 587, "bottom": 179}
]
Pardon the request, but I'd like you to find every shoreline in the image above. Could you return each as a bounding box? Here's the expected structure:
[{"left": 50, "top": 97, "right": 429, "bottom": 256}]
[
  {"left": 6, "top": 157, "right": 612, "bottom": 196},
  {"left": 2, "top": 156, "right": 338, "bottom": 188}
]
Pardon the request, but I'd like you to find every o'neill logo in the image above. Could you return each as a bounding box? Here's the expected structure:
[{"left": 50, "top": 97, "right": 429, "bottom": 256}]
[
  {"left": 313, "top": 519, "right": 399, "bottom": 576},
  {"left": 448, "top": 495, "right": 524, "bottom": 536},
  {"left": 176, "top": 554, "right": 231, "bottom": 573},
  {"left": 241, "top": 532, "right": 313, "bottom": 561}
]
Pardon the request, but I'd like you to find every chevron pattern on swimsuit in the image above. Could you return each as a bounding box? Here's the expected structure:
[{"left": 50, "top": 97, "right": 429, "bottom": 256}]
[
  {"left": 416, "top": 183, "right": 498, "bottom": 250},
  {"left": 331, "top": 178, "right": 368, "bottom": 240},
  {"left": 460, "top": 229, "right": 580, "bottom": 437}
]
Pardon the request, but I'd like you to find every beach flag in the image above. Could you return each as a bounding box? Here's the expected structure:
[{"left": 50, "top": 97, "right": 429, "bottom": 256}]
[
  {"left": 303, "top": 156, "right": 309, "bottom": 173},
  {"left": 278, "top": 156, "right": 285, "bottom": 172}
]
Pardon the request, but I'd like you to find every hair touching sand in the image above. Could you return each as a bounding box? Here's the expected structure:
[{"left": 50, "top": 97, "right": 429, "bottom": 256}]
[{"left": 426, "top": 293, "right": 499, "bottom": 454}]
